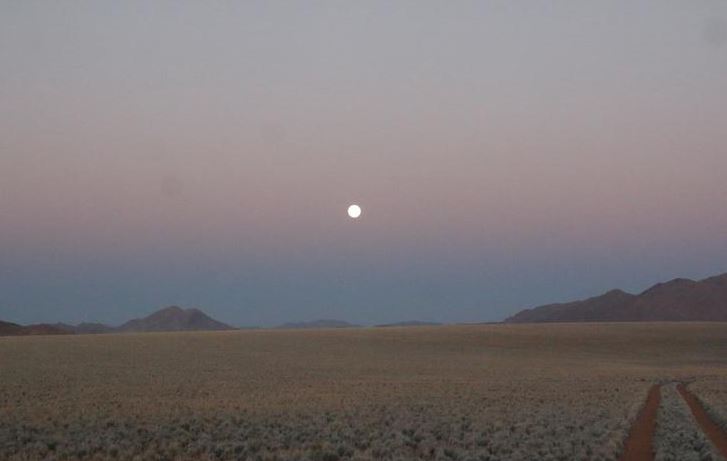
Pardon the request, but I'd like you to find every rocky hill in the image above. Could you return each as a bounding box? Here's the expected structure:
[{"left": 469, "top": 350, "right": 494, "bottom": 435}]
[
  {"left": 118, "top": 306, "right": 234, "bottom": 332},
  {"left": 506, "top": 273, "right": 727, "bottom": 323}
]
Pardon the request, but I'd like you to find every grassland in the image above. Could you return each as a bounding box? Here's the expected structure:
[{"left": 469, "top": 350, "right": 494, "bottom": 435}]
[{"left": 2, "top": 323, "right": 727, "bottom": 460}]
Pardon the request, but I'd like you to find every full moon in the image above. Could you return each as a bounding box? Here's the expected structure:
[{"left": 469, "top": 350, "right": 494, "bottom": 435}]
[{"left": 347, "top": 204, "right": 362, "bottom": 219}]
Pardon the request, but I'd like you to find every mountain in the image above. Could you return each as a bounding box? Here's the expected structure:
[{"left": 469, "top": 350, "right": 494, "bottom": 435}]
[
  {"left": 505, "top": 273, "right": 727, "bottom": 323},
  {"left": 276, "top": 319, "right": 361, "bottom": 329},
  {"left": 118, "top": 306, "right": 234, "bottom": 332},
  {"left": 54, "top": 322, "right": 116, "bottom": 334},
  {"left": 2, "top": 307, "right": 233, "bottom": 336},
  {"left": 0, "top": 320, "right": 23, "bottom": 336},
  {"left": 0, "top": 320, "right": 72, "bottom": 336},
  {"left": 375, "top": 321, "right": 442, "bottom": 328},
  {"left": 23, "top": 324, "right": 74, "bottom": 335}
]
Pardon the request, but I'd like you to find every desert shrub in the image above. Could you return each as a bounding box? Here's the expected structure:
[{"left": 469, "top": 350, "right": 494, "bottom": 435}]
[{"left": 653, "top": 383, "right": 723, "bottom": 461}]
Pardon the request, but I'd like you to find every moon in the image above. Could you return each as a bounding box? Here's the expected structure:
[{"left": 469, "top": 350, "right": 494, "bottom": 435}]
[{"left": 347, "top": 204, "right": 362, "bottom": 219}]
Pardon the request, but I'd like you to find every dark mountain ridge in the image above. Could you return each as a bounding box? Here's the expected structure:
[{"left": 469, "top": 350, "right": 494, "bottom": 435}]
[
  {"left": 54, "top": 322, "right": 116, "bottom": 334},
  {"left": 0, "top": 320, "right": 71, "bottom": 336},
  {"left": 118, "top": 306, "right": 234, "bottom": 332},
  {"left": 375, "top": 321, "right": 443, "bottom": 328},
  {"left": 506, "top": 273, "right": 727, "bottom": 323},
  {"left": 1, "top": 306, "right": 234, "bottom": 336},
  {"left": 275, "top": 319, "right": 360, "bottom": 329}
]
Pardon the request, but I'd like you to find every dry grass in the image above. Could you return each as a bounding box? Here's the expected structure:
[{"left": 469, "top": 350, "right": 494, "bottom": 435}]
[
  {"left": 654, "top": 383, "right": 724, "bottom": 461},
  {"left": 2, "top": 323, "right": 727, "bottom": 460},
  {"left": 691, "top": 376, "right": 727, "bottom": 435}
]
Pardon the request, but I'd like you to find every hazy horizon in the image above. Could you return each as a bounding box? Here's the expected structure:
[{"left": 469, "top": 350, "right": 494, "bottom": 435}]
[{"left": 2, "top": 1, "right": 727, "bottom": 327}]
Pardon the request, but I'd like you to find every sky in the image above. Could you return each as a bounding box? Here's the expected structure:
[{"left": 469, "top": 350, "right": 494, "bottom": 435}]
[{"left": 1, "top": 1, "right": 727, "bottom": 327}]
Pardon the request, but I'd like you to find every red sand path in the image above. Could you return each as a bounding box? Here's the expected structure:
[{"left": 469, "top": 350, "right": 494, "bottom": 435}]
[
  {"left": 620, "top": 384, "right": 661, "bottom": 461},
  {"left": 677, "top": 384, "right": 727, "bottom": 459}
]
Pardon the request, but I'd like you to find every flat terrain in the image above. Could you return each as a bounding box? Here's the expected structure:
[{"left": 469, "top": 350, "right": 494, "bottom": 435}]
[{"left": 2, "top": 323, "right": 727, "bottom": 460}]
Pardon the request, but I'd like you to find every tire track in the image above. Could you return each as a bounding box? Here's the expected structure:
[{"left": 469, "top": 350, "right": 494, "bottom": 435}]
[
  {"left": 677, "top": 383, "right": 727, "bottom": 459},
  {"left": 620, "top": 384, "right": 661, "bottom": 461}
]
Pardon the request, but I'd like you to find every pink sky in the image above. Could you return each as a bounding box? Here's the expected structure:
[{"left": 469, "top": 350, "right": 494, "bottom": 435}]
[{"left": 1, "top": 1, "right": 726, "bottom": 325}]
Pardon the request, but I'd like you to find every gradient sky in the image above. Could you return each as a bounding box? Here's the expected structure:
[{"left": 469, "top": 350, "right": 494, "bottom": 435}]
[{"left": 2, "top": 1, "right": 727, "bottom": 327}]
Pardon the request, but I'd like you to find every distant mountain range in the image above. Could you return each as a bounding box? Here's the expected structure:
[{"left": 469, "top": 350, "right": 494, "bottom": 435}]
[
  {"left": 374, "top": 320, "right": 442, "bottom": 328},
  {"left": 0, "top": 306, "right": 234, "bottom": 337},
  {"left": 506, "top": 273, "right": 727, "bottom": 323},
  {"left": 4, "top": 272, "right": 726, "bottom": 336},
  {"left": 275, "top": 319, "right": 360, "bottom": 329},
  {"left": 52, "top": 322, "right": 116, "bottom": 334},
  {"left": 0, "top": 320, "right": 71, "bottom": 336}
]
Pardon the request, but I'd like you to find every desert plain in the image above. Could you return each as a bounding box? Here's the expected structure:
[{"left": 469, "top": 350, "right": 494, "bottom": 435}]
[{"left": 2, "top": 323, "right": 727, "bottom": 460}]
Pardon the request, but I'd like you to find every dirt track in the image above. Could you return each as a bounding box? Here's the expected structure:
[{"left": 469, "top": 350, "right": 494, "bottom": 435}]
[
  {"left": 621, "top": 383, "right": 727, "bottom": 461},
  {"left": 620, "top": 384, "right": 660, "bottom": 461},
  {"left": 677, "top": 384, "right": 727, "bottom": 459}
]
